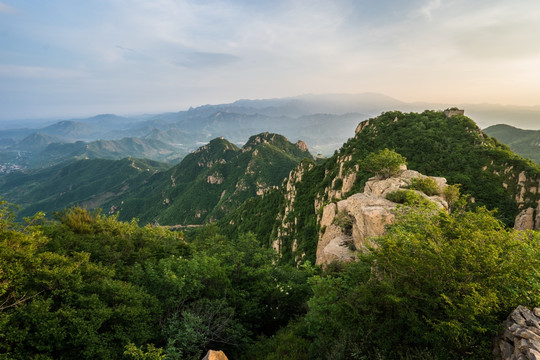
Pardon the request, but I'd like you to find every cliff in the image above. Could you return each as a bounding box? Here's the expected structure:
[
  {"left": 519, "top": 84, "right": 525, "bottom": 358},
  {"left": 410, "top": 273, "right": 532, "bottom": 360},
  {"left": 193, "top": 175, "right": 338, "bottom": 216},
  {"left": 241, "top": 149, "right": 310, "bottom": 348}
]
[
  {"left": 225, "top": 110, "right": 540, "bottom": 266},
  {"left": 316, "top": 167, "right": 448, "bottom": 266}
]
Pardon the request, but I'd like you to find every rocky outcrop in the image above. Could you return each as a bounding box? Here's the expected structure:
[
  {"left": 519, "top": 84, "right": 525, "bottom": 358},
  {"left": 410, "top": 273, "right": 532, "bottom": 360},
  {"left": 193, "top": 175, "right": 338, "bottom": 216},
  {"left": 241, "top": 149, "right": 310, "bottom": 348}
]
[
  {"left": 316, "top": 168, "right": 448, "bottom": 266},
  {"left": 314, "top": 154, "right": 359, "bottom": 213},
  {"left": 515, "top": 201, "right": 540, "bottom": 231},
  {"left": 273, "top": 162, "right": 315, "bottom": 255},
  {"left": 355, "top": 119, "right": 371, "bottom": 134},
  {"left": 207, "top": 174, "right": 224, "bottom": 184},
  {"left": 494, "top": 306, "right": 540, "bottom": 360},
  {"left": 317, "top": 194, "right": 396, "bottom": 265},
  {"left": 364, "top": 169, "right": 447, "bottom": 202},
  {"left": 202, "top": 350, "right": 228, "bottom": 360},
  {"left": 296, "top": 140, "right": 308, "bottom": 152}
]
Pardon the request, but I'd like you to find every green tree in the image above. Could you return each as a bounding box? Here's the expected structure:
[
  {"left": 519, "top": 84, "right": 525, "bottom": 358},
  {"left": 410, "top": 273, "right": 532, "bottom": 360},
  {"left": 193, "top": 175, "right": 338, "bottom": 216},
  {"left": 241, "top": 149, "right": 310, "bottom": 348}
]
[{"left": 362, "top": 148, "right": 407, "bottom": 179}]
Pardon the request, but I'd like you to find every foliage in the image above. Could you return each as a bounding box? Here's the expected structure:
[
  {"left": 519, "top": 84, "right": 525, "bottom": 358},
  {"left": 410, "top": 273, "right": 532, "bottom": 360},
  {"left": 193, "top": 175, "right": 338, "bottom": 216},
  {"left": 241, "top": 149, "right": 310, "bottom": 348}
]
[
  {"left": 305, "top": 205, "right": 540, "bottom": 359},
  {"left": 442, "top": 184, "right": 462, "bottom": 211},
  {"left": 362, "top": 148, "right": 407, "bottom": 179},
  {"left": 385, "top": 190, "right": 431, "bottom": 206},
  {"left": 0, "top": 204, "right": 314, "bottom": 359},
  {"left": 241, "top": 320, "right": 310, "bottom": 360},
  {"left": 332, "top": 210, "right": 353, "bottom": 235},
  {"left": 406, "top": 177, "right": 439, "bottom": 196},
  {"left": 124, "top": 343, "right": 166, "bottom": 360}
]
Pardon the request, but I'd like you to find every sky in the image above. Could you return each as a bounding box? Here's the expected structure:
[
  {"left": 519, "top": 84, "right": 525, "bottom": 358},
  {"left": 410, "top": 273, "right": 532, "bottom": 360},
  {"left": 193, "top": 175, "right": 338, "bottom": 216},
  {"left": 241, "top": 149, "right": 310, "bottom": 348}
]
[{"left": 1, "top": 0, "right": 540, "bottom": 121}]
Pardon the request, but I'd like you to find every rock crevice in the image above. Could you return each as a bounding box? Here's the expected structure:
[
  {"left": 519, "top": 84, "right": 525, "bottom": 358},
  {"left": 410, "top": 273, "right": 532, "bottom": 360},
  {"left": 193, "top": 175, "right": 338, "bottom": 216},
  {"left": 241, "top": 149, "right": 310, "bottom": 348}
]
[{"left": 494, "top": 306, "right": 540, "bottom": 360}]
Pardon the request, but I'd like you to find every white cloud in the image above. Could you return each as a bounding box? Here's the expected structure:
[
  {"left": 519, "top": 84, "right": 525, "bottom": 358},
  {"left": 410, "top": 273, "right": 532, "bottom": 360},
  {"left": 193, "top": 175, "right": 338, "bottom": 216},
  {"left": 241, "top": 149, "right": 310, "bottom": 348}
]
[
  {"left": 0, "top": 1, "right": 15, "bottom": 13},
  {"left": 418, "top": 0, "right": 442, "bottom": 20},
  {"left": 0, "top": 65, "right": 87, "bottom": 79}
]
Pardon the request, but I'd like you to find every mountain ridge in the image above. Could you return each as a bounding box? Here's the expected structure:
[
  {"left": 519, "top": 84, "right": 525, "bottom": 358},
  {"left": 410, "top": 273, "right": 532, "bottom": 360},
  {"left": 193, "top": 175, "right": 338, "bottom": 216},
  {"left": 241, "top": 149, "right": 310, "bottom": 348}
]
[{"left": 222, "top": 110, "right": 540, "bottom": 265}]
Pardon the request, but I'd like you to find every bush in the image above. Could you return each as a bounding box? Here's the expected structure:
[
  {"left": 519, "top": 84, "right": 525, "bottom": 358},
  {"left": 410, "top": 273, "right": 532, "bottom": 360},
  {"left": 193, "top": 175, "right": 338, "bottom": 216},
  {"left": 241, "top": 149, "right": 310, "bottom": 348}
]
[
  {"left": 332, "top": 211, "right": 353, "bottom": 235},
  {"left": 443, "top": 184, "right": 461, "bottom": 211},
  {"left": 362, "top": 149, "right": 407, "bottom": 179},
  {"left": 385, "top": 190, "right": 430, "bottom": 206},
  {"left": 407, "top": 177, "right": 440, "bottom": 196}
]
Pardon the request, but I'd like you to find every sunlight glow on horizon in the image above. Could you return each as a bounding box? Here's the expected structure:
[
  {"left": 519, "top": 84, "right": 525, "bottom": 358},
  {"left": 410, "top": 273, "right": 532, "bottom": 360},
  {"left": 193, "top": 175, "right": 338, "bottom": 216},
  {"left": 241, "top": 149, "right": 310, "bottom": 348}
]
[{"left": 1, "top": 0, "right": 540, "bottom": 120}]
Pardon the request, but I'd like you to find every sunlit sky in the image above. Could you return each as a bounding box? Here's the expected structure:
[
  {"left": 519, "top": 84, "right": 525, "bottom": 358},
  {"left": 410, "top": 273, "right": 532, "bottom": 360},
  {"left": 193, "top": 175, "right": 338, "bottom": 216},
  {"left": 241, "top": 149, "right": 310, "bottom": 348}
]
[{"left": 1, "top": 0, "right": 540, "bottom": 120}]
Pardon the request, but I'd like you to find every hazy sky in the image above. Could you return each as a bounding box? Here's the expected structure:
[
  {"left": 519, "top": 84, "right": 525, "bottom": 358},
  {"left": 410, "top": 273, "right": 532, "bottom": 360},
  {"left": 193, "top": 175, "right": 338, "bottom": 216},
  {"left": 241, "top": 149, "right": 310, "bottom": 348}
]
[{"left": 1, "top": 0, "right": 540, "bottom": 120}]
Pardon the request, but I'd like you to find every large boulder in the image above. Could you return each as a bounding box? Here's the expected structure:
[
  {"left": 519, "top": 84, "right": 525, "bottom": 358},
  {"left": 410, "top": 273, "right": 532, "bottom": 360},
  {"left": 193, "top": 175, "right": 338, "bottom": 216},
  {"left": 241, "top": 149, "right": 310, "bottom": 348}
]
[
  {"left": 315, "top": 168, "right": 448, "bottom": 266},
  {"left": 494, "top": 306, "right": 540, "bottom": 360},
  {"left": 514, "top": 201, "right": 540, "bottom": 231},
  {"left": 202, "top": 350, "right": 228, "bottom": 360}
]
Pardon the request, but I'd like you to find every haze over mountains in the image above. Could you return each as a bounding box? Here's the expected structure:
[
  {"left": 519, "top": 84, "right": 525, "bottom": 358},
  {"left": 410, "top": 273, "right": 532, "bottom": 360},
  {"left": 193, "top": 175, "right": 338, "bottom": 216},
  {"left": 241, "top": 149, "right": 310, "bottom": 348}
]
[{"left": 1, "top": 93, "right": 539, "bottom": 175}]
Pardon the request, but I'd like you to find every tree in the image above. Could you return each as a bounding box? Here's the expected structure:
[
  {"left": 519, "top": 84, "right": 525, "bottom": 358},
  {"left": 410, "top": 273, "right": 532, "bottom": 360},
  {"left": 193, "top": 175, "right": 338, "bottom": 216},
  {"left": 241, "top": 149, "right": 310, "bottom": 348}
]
[{"left": 362, "top": 148, "right": 407, "bottom": 179}]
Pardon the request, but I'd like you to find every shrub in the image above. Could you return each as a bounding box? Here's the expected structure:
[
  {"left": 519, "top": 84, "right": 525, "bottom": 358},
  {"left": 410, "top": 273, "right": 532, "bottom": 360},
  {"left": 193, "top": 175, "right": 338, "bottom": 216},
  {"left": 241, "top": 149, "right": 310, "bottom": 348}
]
[
  {"left": 443, "top": 184, "right": 461, "bottom": 211},
  {"left": 407, "top": 177, "right": 440, "bottom": 196},
  {"left": 385, "top": 190, "right": 430, "bottom": 206},
  {"left": 332, "top": 211, "right": 353, "bottom": 235},
  {"left": 362, "top": 149, "right": 407, "bottom": 179},
  {"left": 306, "top": 205, "right": 540, "bottom": 359}
]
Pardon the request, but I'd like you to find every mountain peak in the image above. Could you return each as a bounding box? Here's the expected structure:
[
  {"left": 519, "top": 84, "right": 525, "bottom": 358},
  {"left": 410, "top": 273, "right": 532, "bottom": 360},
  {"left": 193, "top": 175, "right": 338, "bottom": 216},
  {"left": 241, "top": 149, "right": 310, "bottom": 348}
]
[{"left": 243, "top": 132, "right": 284, "bottom": 151}]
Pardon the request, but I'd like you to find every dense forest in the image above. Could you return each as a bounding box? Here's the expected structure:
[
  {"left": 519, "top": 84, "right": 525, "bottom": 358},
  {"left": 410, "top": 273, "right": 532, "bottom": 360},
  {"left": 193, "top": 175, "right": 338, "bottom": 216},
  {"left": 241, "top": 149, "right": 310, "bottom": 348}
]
[{"left": 2, "top": 197, "right": 540, "bottom": 359}]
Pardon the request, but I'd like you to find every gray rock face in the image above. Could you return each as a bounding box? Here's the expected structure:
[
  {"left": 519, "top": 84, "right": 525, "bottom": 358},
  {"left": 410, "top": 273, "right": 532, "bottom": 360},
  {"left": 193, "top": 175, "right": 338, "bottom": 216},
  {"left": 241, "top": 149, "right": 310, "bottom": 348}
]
[
  {"left": 514, "top": 202, "right": 540, "bottom": 231},
  {"left": 494, "top": 306, "right": 540, "bottom": 360},
  {"left": 315, "top": 168, "right": 448, "bottom": 266}
]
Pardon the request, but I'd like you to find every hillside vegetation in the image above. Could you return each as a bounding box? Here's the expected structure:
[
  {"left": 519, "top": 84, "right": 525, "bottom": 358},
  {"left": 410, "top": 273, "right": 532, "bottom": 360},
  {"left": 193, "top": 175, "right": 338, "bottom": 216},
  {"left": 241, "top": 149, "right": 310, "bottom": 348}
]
[
  {"left": 0, "top": 158, "right": 170, "bottom": 218},
  {"left": 2, "top": 197, "right": 540, "bottom": 359},
  {"left": 2, "top": 110, "right": 540, "bottom": 359},
  {"left": 105, "top": 133, "right": 313, "bottom": 225},
  {"left": 223, "top": 110, "right": 540, "bottom": 264},
  {"left": 484, "top": 124, "right": 540, "bottom": 164}
]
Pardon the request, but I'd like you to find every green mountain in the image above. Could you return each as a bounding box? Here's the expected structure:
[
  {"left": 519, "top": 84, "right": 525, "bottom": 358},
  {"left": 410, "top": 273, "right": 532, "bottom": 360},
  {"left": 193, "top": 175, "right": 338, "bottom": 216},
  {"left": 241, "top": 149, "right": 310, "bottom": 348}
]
[
  {"left": 222, "top": 110, "right": 540, "bottom": 265},
  {"left": 0, "top": 157, "right": 170, "bottom": 218},
  {"left": 484, "top": 124, "right": 540, "bottom": 164},
  {"left": 106, "top": 133, "right": 313, "bottom": 225},
  {"left": 10, "top": 137, "right": 186, "bottom": 169},
  {"left": 40, "top": 120, "right": 98, "bottom": 140},
  {"left": 15, "top": 133, "right": 66, "bottom": 152}
]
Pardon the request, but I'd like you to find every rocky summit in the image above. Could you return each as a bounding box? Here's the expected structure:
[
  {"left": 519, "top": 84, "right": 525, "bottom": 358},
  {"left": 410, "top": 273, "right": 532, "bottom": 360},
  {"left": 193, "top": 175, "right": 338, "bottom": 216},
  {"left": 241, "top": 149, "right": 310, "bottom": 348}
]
[{"left": 316, "top": 166, "right": 448, "bottom": 266}]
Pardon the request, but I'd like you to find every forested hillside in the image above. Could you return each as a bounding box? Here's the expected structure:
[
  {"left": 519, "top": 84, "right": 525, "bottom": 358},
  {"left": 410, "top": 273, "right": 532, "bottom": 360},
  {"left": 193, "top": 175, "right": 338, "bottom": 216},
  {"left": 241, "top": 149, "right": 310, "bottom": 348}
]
[
  {"left": 484, "top": 124, "right": 540, "bottom": 164},
  {"left": 2, "top": 110, "right": 540, "bottom": 359},
  {"left": 106, "top": 133, "right": 312, "bottom": 225},
  {"left": 223, "top": 110, "right": 540, "bottom": 264},
  {"left": 0, "top": 158, "right": 170, "bottom": 218}
]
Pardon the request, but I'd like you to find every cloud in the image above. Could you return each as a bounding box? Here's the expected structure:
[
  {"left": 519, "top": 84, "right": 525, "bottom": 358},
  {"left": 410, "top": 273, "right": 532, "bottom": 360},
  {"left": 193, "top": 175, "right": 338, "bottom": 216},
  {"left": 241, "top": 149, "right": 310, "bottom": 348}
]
[
  {"left": 418, "top": 0, "right": 442, "bottom": 20},
  {"left": 174, "top": 51, "right": 240, "bottom": 69},
  {"left": 0, "top": 65, "right": 87, "bottom": 79},
  {"left": 0, "top": 1, "right": 15, "bottom": 13}
]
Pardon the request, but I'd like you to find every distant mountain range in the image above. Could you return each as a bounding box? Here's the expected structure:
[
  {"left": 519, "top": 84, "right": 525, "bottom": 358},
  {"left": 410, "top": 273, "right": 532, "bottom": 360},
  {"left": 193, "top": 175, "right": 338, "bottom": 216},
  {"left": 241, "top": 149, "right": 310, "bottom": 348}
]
[{"left": 1, "top": 93, "right": 539, "bottom": 173}]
